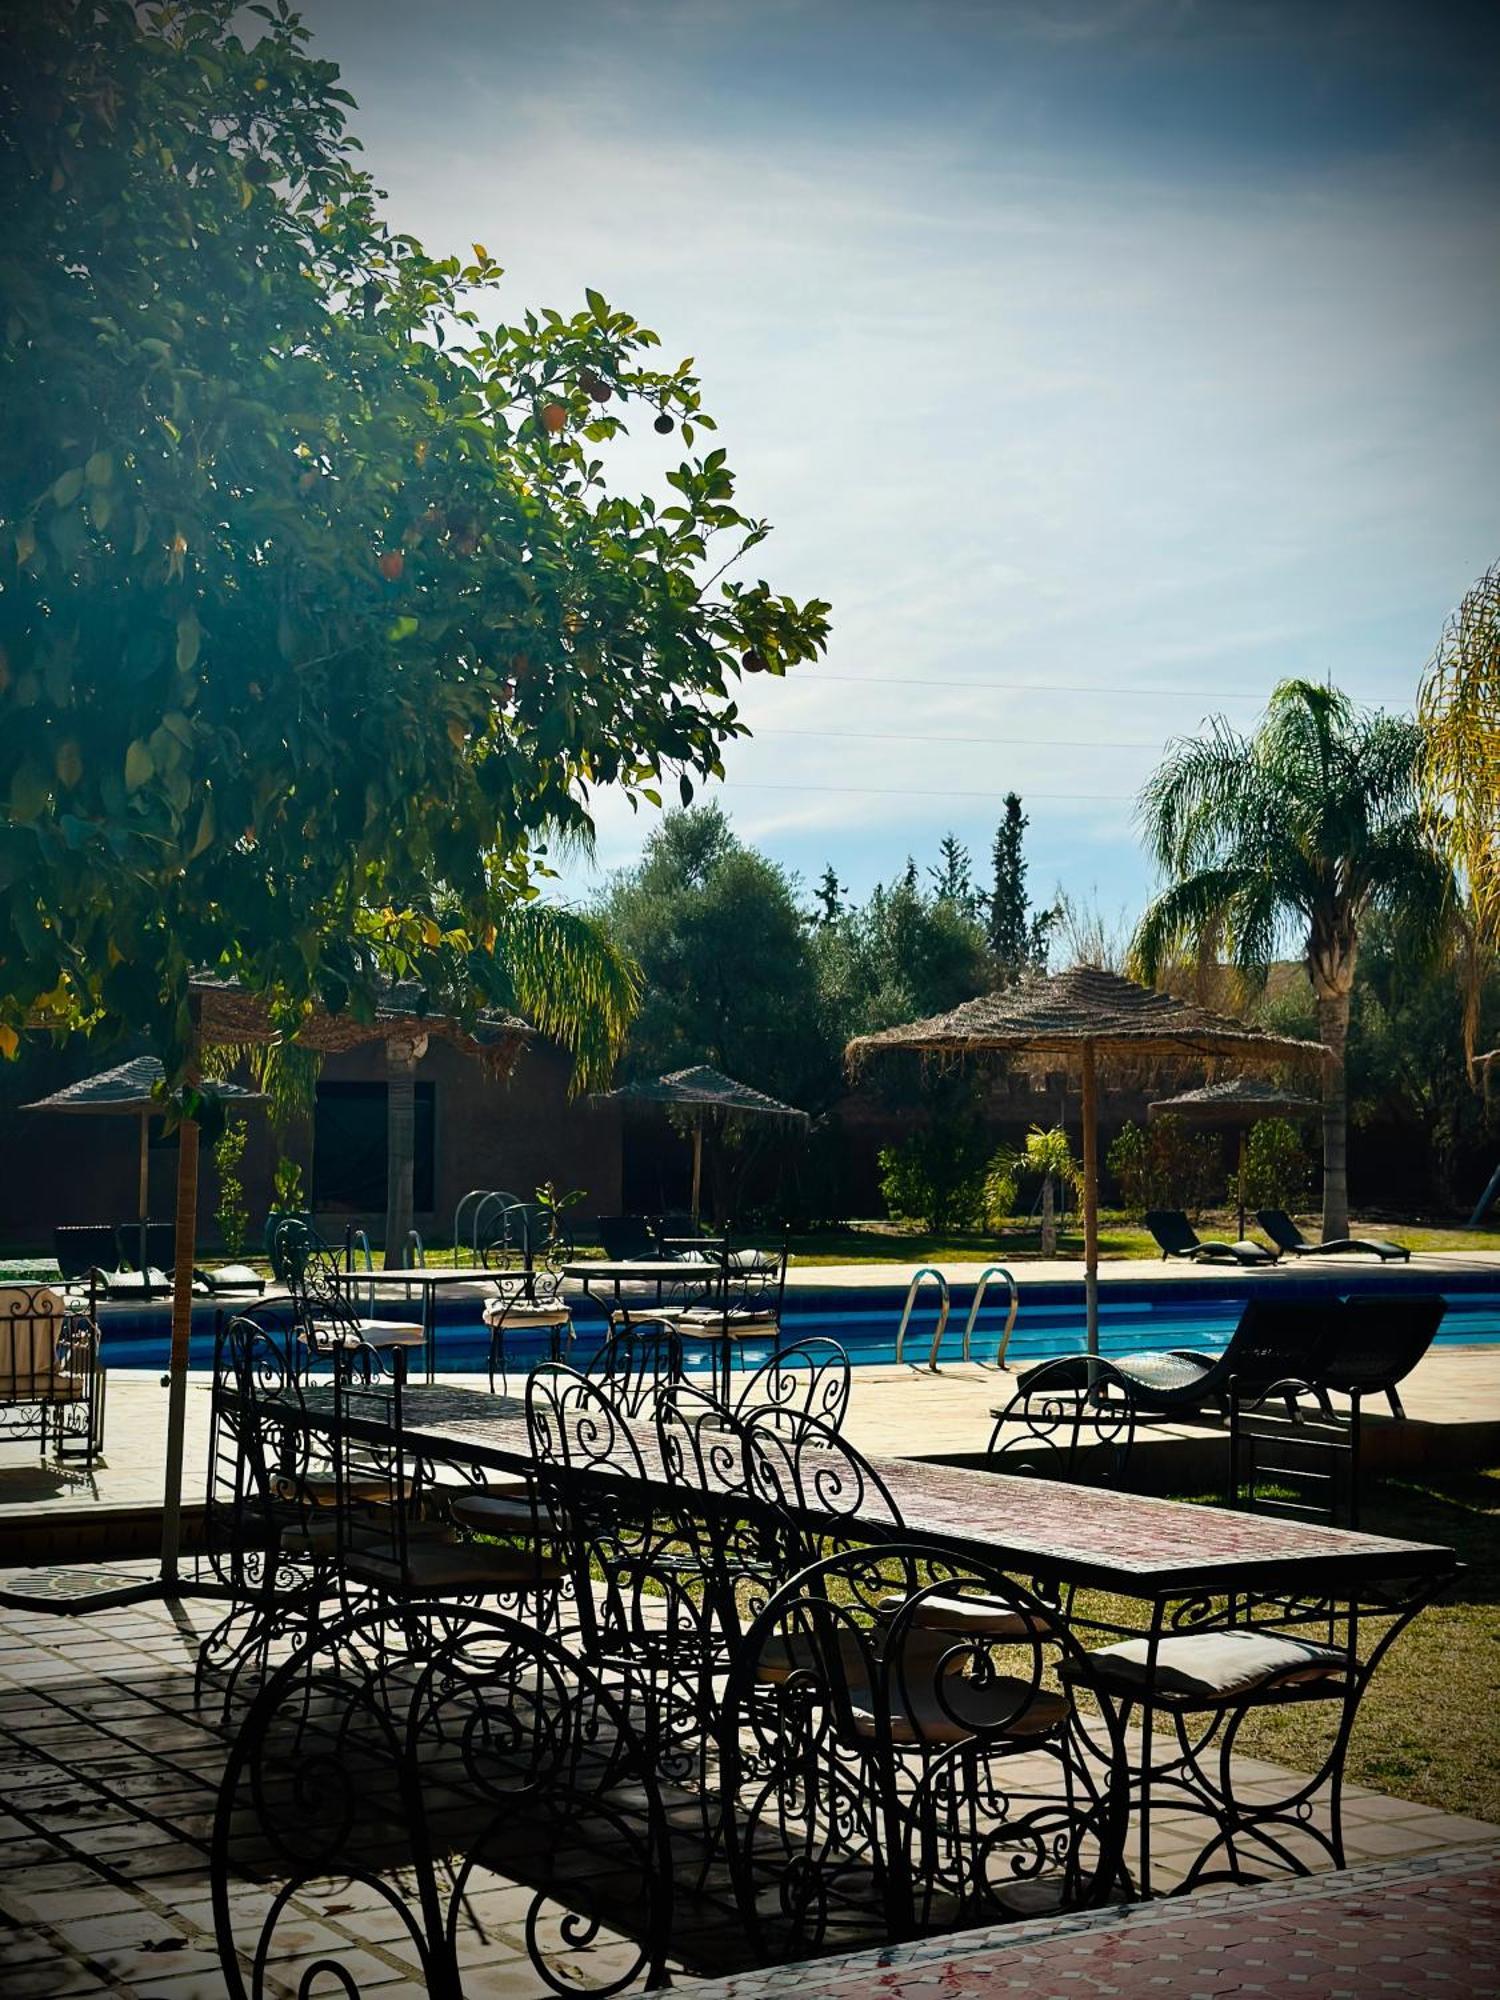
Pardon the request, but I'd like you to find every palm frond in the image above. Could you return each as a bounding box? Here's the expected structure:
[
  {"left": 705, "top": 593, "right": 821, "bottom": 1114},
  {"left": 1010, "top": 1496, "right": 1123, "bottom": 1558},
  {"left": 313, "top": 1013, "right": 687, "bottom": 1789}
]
[{"left": 494, "top": 904, "right": 641, "bottom": 1094}]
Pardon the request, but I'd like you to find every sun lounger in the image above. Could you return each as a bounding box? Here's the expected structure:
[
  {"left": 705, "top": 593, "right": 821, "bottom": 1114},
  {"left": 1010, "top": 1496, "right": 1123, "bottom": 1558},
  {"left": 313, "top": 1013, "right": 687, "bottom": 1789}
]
[
  {"left": 1315, "top": 1293, "right": 1445, "bottom": 1419},
  {"left": 1257, "top": 1209, "right": 1410, "bottom": 1263},
  {"left": 1018, "top": 1298, "right": 1335, "bottom": 1418},
  {"left": 1146, "top": 1209, "right": 1277, "bottom": 1266}
]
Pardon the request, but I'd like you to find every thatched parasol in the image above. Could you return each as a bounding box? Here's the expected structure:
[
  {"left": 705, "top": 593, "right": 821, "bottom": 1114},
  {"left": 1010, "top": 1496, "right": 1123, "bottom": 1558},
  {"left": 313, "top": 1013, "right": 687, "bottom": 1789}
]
[
  {"left": 848, "top": 964, "right": 1327, "bottom": 1355},
  {"left": 594, "top": 1065, "right": 809, "bottom": 1223},
  {"left": 1148, "top": 1075, "right": 1319, "bottom": 1237},
  {"left": 192, "top": 975, "right": 529, "bottom": 1071},
  {"left": 23, "top": 1056, "right": 264, "bottom": 1276}
]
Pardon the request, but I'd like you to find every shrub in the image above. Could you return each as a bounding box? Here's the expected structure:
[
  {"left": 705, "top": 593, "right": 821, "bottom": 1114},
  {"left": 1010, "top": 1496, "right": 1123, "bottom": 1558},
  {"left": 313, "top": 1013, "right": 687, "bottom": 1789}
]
[
  {"left": 212, "top": 1116, "right": 250, "bottom": 1258},
  {"left": 1242, "top": 1117, "right": 1314, "bottom": 1213},
  {"left": 877, "top": 1118, "right": 988, "bottom": 1233},
  {"left": 1107, "top": 1114, "right": 1223, "bottom": 1218}
]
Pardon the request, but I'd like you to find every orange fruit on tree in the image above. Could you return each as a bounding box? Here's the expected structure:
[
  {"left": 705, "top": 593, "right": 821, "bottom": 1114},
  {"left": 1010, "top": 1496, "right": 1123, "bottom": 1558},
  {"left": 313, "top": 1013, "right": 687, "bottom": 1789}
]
[
  {"left": 378, "top": 550, "right": 404, "bottom": 581},
  {"left": 541, "top": 402, "right": 568, "bottom": 434}
]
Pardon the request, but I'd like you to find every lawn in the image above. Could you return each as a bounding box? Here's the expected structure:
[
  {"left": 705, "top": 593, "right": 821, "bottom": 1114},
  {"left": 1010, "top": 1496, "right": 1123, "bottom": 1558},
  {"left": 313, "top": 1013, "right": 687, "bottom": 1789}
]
[
  {"left": 1232, "top": 1464, "right": 1500, "bottom": 1824},
  {"left": 775, "top": 1215, "right": 1500, "bottom": 1267}
]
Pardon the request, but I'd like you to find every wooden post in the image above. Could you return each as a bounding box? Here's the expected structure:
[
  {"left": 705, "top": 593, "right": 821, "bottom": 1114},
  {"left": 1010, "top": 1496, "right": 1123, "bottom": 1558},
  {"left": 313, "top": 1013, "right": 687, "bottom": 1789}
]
[
  {"left": 1236, "top": 1128, "right": 1248, "bottom": 1240},
  {"left": 1080, "top": 1042, "right": 1100, "bottom": 1358},
  {"left": 159, "top": 1088, "right": 199, "bottom": 1586},
  {"left": 690, "top": 1120, "right": 703, "bottom": 1226},
  {"left": 137, "top": 1106, "right": 151, "bottom": 1278},
  {"left": 383, "top": 1033, "right": 425, "bottom": 1270}
]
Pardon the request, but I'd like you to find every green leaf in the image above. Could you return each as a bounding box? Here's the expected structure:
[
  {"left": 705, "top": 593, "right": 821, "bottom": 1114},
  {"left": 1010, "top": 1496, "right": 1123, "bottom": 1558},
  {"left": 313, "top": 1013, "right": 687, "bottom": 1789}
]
[
  {"left": 124, "top": 739, "right": 155, "bottom": 792},
  {"left": 52, "top": 468, "right": 84, "bottom": 506},
  {"left": 387, "top": 614, "right": 419, "bottom": 642},
  {"left": 85, "top": 451, "right": 113, "bottom": 487},
  {"left": 176, "top": 609, "right": 201, "bottom": 673},
  {"left": 585, "top": 287, "right": 608, "bottom": 326}
]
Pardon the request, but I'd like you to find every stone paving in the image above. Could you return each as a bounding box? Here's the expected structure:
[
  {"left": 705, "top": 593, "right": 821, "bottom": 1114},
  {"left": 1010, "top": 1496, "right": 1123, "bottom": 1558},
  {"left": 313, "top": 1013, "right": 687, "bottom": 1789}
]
[
  {"left": 677, "top": 1842, "right": 1500, "bottom": 1996},
  {"left": 4, "top": 1340, "right": 1498, "bottom": 1547},
  {"left": 0, "top": 1583, "right": 1493, "bottom": 1997}
]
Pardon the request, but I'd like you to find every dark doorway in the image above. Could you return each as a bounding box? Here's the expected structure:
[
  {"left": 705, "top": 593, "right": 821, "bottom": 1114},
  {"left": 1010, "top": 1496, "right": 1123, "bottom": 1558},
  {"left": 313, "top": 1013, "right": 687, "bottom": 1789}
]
[{"left": 313, "top": 1082, "right": 435, "bottom": 1213}]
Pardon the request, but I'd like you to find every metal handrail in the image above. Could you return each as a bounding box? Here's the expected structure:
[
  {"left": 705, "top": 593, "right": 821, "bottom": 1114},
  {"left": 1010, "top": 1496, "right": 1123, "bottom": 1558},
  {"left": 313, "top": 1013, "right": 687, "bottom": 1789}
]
[
  {"left": 894, "top": 1266, "right": 950, "bottom": 1371},
  {"left": 345, "top": 1226, "right": 374, "bottom": 1317},
  {"left": 452, "top": 1189, "right": 489, "bottom": 1267},
  {"left": 962, "top": 1265, "right": 1019, "bottom": 1367}
]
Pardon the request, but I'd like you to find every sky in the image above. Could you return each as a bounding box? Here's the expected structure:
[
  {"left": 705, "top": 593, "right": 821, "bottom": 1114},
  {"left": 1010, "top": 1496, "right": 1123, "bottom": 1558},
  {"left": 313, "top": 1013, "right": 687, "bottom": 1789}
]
[{"left": 299, "top": 0, "right": 1500, "bottom": 929}]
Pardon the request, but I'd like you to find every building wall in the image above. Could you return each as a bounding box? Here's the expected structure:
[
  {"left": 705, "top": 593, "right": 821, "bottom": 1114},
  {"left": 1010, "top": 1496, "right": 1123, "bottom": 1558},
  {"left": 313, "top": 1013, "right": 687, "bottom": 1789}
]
[{"left": 0, "top": 1035, "right": 621, "bottom": 1256}]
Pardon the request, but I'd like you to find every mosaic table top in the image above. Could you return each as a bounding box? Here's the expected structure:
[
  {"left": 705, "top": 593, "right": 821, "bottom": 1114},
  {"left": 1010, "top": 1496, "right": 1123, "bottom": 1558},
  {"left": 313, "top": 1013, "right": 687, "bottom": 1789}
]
[
  {"left": 676, "top": 1841, "right": 1500, "bottom": 1997},
  {"left": 330, "top": 1381, "right": 1455, "bottom": 1599}
]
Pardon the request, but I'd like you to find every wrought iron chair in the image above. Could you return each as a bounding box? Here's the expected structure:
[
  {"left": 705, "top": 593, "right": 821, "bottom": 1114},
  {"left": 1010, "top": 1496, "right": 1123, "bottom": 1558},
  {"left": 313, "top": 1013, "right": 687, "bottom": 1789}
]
[
  {"left": 722, "top": 1542, "right": 1124, "bottom": 1961},
  {"left": 526, "top": 1362, "right": 732, "bottom": 1800},
  {"left": 986, "top": 1355, "right": 1136, "bottom": 1487},
  {"left": 673, "top": 1230, "right": 791, "bottom": 1397},
  {"left": 586, "top": 1312, "right": 684, "bottom": 1419},
  {"left": 1230, "top": 1374, "right": 1360, "bottom": 1528},
  {"left": 275, "top": 1220, "right": 426, "bottom": 1379},
  {"left": 196, "top": 1314, "right": 346, "bottom": 1720},
  {"left": 0, "top": 1283, "right": 105, "bottom": 1465},
  {"left": 733, "top": 1333, "right": 851, "bottom": 1439},
  {"left": 212, "top": 1601, "right": 673, "bottom": 1998},
  {"left": 739, "top": 1404, "right": 902, "bottom": 1566}
]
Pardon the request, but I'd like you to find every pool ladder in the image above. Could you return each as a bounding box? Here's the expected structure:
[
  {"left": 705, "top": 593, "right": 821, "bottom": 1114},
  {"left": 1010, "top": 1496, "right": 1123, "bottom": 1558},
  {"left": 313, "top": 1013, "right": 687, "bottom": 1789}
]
[{"left": 894, "top": 1264, "right": 1020, "bottom": 1371}]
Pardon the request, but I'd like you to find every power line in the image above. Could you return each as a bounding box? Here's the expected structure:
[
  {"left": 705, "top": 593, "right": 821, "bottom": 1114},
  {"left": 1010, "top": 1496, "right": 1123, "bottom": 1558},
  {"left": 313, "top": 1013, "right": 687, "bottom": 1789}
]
[
  {"left": 751, "top": 725, "right": 1163, "bottom": 752},
  {"left": 799, "top": 672, "right": 1265, "bottom": 700},
  {"left": 728, "top": 780, "right": 1134, "bottom": 802}
]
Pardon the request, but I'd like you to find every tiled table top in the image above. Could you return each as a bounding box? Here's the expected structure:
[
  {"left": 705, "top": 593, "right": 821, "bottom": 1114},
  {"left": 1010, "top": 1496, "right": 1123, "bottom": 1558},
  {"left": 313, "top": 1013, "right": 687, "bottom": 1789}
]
[
  {"left": 336, "top": 1382, "right": 1456, "bottom": 1598},
  {"left": 678, "top": 1842, "right": 1500, "bottom": 1997}
]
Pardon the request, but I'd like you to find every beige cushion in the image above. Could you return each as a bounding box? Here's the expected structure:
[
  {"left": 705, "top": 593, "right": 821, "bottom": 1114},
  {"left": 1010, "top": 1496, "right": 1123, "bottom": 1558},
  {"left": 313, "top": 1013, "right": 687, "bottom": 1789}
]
[
  {"left": 877, "top": 1591, "right": 1056, "bottom": 1642},
  {"left": 481, "top": 1300, "right": 572, "bottom": 1329},
  {"left": 851, "top": 1675, "right": 1069, "bottom": 1746},
  {"left": 450, "top": 1490, "right": 545, "bottom": 1534},
  {"left": 0, "top": 1288, "right": 66, "bottom": 1392},
  {"left": 299, "top": 1319, "right": 425, "bottom": 1350},
  {"left": 1077, "top": 1630, "right": 1346, "bottom": 1704},
  {"left": 676, "top": 1309, "right": 780, "bottom": 1333}
]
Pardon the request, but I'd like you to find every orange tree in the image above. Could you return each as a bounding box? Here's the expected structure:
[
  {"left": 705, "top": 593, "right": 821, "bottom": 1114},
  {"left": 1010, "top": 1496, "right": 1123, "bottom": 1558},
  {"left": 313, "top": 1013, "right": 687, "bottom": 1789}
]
[{"left": 0, "top": 0, "right": 829, "bottom": 1078}]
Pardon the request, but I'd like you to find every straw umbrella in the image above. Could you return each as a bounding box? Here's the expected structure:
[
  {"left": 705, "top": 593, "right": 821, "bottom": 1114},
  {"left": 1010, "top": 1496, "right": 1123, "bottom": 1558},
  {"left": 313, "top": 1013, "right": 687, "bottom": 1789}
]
[
  {"left": 848, "top": 965, "right": 1327, "bottom": 1356},
  {"left": 23, "top": 1055, "right": 263, "bottom": 1277},
  {"left": 594, "top": 1065, "right": 809, "bottom": 1224},
  {"left": 1148, "top": 1075, "right": 1319, "bottom": 1238}
]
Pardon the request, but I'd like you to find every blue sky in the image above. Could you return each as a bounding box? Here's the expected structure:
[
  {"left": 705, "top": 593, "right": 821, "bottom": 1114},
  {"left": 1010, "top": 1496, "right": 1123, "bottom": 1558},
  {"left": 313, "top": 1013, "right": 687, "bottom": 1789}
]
[{"left": 302, "top": 0, "right": 1500, "bottom": 927}]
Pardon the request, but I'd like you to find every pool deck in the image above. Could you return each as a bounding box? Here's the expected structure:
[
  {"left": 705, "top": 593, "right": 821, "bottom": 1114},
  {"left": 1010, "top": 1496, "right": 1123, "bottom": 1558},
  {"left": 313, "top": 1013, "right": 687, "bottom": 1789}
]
[{"left": 1, "top": 1338, "right": 1496, "bottom": 1570}]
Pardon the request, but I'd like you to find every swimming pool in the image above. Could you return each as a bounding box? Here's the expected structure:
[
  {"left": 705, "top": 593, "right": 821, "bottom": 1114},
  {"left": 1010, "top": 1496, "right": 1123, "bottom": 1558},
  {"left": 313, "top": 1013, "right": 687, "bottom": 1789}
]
[{"left": 92, "top": 1268, "right": 1500, "bottom": 1375}]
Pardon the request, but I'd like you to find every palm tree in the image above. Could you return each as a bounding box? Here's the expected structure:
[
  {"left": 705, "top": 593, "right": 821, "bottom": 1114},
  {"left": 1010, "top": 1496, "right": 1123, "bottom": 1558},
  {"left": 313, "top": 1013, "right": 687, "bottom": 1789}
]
[
  {"left": 381, "top": 902, "right": 640, "bottom": 1263},
  {"left": 1419, "top": 558, "right": 1499, "bottom": 1067},
  {"left": 1133, "top": 680, "right": 1453, "bottom": 1240}
]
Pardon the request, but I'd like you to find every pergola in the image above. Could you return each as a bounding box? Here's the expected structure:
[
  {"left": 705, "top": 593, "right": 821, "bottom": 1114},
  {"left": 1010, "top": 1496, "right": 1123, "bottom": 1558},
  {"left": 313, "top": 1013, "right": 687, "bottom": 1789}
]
[{"left": 848, "top": 964, "right": 1327, "bottom": 1355}]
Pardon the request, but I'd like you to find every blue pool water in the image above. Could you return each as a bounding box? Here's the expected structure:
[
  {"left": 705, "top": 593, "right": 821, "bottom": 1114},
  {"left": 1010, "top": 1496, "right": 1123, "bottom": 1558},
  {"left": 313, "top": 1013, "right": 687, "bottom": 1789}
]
[{"left": 92, "top": 1272, "right": 1500, "bottom": 1376}]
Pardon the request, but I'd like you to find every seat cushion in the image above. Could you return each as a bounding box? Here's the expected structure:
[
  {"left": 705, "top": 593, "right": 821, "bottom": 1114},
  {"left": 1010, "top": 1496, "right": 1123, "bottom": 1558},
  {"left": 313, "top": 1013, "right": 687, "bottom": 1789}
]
[
  {"left": 1076, "top": 1629, "right": 1346, "bottom": 1704},
  {"left": 676, "top": 1308, "right": 781, "bottom": 1334},
  {"left": 852, "top": 1674, "right": 1069, "bottom": 1746},
  {"left": 480, "top": 1300, "right": 572, "bottom": 1329},
  {"left": 449, "top": 1490, "right": 545, "bottom": 1534},
  {"left": 877, "top": 1591, "right": 1056, "bottom": 1642}
]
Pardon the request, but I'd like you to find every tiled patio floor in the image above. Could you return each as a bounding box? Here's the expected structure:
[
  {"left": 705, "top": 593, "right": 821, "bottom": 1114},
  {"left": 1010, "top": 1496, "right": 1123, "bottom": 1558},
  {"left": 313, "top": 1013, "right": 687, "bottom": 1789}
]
[
  {"left": 0, "top": 1581, "right": 1494, "bottom": 1997},
  {"left": 679, "top": 1842, "right": 1500, "bottom": 1996}
]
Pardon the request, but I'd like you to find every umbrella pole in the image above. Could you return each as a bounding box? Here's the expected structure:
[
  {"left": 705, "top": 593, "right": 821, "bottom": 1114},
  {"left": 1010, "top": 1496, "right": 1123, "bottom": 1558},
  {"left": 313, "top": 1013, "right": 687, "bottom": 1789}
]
[
  {"left": 138, "top": 1108, "right": 151, "bottom": 1280},
  {"left": 160, "top": 1094, "right": 200, "bottom": 1589},
  {"left": 1081, "top": 1043, "right": 1100, "bottom": 1360},
  {"left": 1237, "top": 1130, "right": 1248, "bottom": 1240},
  {"left": 690, "top": 1119, "right": 703, "bottom": 1228}
]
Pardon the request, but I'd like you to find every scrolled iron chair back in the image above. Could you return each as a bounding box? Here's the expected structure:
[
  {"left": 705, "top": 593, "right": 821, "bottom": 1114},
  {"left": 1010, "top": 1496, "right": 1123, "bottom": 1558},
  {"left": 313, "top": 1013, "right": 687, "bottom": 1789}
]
[
  {"left": 986, "top": 1356, "right": 1136, "bottom": 1489},
  {"left": 585, "top": 1314, "right": 682, "bottom": 1421},
  {"left": 722, "top": 1540, "right": 1123, "bottom": 1961},
  {"left": 735, "top": 1334, "right": 851, "bottom": 1439},
  {"left": 213, "top": 1601, "right": 673, "bottom": 1999},
  {"left": 739, "top": 1403, "right": 903, "bottom": 1558}
]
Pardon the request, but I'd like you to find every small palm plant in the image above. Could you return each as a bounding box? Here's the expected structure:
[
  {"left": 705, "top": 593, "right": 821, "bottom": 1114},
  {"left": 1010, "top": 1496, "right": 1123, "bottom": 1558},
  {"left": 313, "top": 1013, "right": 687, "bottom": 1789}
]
[{"left": 990, "top": 1125, "right": 1080, "bottom": 1256}]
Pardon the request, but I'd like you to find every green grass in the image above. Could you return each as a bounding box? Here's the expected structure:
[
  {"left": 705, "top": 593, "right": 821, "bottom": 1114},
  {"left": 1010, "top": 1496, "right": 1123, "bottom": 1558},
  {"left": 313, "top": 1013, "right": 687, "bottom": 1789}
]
[
  {"left": 1230, "top": 1465, "right": 1500, "bottom": 1823},
  {"left": 775, "top": 1216, "right": 1500, "bottom": 1268}
]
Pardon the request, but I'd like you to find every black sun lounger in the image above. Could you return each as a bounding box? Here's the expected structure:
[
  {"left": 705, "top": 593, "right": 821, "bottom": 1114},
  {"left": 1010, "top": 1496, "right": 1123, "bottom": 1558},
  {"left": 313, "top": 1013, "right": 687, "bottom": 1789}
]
[
  {"left": 1316, "top": 1293, "right": 1445, "bottom": 1419},
  {"left": 1017, "top": 1297, "right": 1336, "bottom": 1418},
  {"left": 1146, "top": 1209, "right": 1277, "bottom": 1267},
  {"left": 1257, "top": 1209, "right": 1410, "bottom": 1263}
]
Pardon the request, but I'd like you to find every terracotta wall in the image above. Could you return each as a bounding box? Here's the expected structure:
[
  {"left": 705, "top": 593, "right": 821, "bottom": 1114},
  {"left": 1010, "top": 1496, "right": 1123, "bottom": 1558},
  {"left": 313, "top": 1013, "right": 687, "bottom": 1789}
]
[{"left": 0, "top": 1036, "right": 621, "bottom": 1255}]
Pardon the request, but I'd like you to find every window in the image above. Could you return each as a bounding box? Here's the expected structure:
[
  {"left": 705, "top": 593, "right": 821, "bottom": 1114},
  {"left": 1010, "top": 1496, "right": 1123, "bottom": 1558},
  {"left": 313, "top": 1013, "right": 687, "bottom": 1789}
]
[{"left": 313, "top": 1082, "right": 435, "bottom": 1212}]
